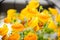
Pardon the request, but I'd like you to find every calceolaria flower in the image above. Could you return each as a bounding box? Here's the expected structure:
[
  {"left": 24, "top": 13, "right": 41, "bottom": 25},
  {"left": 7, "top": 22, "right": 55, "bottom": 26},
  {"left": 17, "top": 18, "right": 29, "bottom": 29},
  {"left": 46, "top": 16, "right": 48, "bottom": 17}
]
[
  {"left": 12, "top": 23, "right": 25, "bottom": 32},
  {"left": 0, "top": 24, "right": 8, "bottom": 36},
  {"left": 24, "top": 32, "right": 37, "bottom": 40},
  {"left": 48, "top": 8, "right": 58, "bottom": 16},
  {"left": 0, "top": 0, "right": 60, "bottom": 40},
  {"left": 8, "top": 32, "right": 20, "bottom": 40}
]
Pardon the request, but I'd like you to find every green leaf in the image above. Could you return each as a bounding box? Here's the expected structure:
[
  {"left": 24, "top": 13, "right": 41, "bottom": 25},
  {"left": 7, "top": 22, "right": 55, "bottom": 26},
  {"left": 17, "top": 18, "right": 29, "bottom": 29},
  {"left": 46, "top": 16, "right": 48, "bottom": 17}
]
[{"left": 43, "top": 27, "right": 54, "bottom": 34}]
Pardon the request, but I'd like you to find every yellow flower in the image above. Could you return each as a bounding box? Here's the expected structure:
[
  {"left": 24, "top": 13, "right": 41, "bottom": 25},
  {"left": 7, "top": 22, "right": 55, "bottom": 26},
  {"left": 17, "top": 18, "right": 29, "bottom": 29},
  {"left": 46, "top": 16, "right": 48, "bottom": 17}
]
[
  {"left": 4, "top": 17, "right": 11, "bottom": 23},
  {"left": 8, "top": 32, "right": 20, "bottom": 40},
  {"left": 0, "top": 24, "right": 8, "bottom": 36},
  {"left": 19, "top": 0, "right": 39, "bottom": 20},
  {"left": 7, "top": 9, "right": 17, "bottom": 21},
  {"left": 39, "top": 13, "right": 50, "bottom": 23},
  {"left": 24, "top": 32, "right": 37, "bottom": 40},
  {"left": 28, "top": 17, "right": 38, "bottom": 28},
  {"left": 28, "top": 0, "right": 39, "bottom": 8},
  {"left": 19, "top": 8, "right": 31, "bottom": 20},
  {"left": 48, "top": 20, "right": 57, "bottom": 31},
  {"left": 41, "top": 10, "right": 50, "bottom": 15},
  {"left": 56, "top": 14, "right": 60, "bottom": 22},
  {"left": 19, "top": 7, "right": 39, "bottom": 21},
  {"left": 5, "top": 9, "right": 17, "bottom": 23},
  {"left": 12, "top": 23, "right": 24, "bottom": 32},
  {"left": 48, "top": 8, "right": 58, "bottom": 16},
  {"left": 7, "top": 9, "right": 16, "bottom": 17}
]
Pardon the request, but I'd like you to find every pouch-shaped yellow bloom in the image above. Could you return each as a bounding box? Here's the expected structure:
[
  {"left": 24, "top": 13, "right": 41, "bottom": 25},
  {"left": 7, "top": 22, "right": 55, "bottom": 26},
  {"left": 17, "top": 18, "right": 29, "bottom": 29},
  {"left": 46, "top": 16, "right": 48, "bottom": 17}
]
[
  {"left": 48, "top": 20, "right": 57, "bottom": 31},
  {"left": 19, "top": 0, "right": 39, "bottom": 20},
  {"left": 41, "top": 9, "right": 49, "bottom": 14},
  {"left": 5, "top": 9, "right": 17, "bottom": 23},
  {"left": 7, "top": 9, "right": 16, "bottom": 17},
  {"left": 56, "top": 14, "right": 60, "bottom": 22},
  {"left": 0, "top": 24, "right": 8, "bottom": 36},
  {"left": 4, "top": 17, "right": 11, "bottom": 23},
  {"left": 27, "top": 7, "right": 39, "bottom": 15},
  {"left": 24, "top": 32, "right": 37, "bottom": 40},
  {"left": 19, "top": 7, "right": 39, "bottom": 21},
  {"left": 39, "top": 13, "right": 50, "bottom": 23},
  {"left": 48, "top": 8, "right": 58, "bottom": 16},
  {"left": 28, "top": 0, "right": 39, "bottom": 8},
  {"left": 19, "top": 8, "right": 31, "bottom": 20},
  {"left": 39, "top": 10, "right": 51, "bottom": 23},
  {"left": 12, "top": 23, "right": 24, "bottom": 32},
  {"left": 28, "top": 17, "right": 38, "bottom": 28},
  {"left": 8, "top": 32, "right": 20, "bottom": 40}
]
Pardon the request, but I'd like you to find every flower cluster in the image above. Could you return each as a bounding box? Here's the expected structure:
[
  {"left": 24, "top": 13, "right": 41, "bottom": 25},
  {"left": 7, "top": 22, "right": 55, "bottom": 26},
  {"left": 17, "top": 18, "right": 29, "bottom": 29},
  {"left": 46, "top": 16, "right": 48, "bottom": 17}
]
[{"left": 0, "top": 0, "right": 60, "bottom": 40}]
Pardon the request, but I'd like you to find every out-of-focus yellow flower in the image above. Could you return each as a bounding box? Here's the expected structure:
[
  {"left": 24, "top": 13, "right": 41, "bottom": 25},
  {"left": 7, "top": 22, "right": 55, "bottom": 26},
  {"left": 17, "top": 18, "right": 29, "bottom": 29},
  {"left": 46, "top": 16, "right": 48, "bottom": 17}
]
[
  {"left": 41, "top": 10, "right": 50, "bottom": 15},
  {"left": 4, "top": 9, "right": 17, "bottom": 23},
  {"left": 28, "top": 17, "right": 38, "bottom": 28},
  {"left": 4, "top": 17, "right": 11, "bottom": 23},
  {"left": 19, "top": 7, "right": 39, "bottom": 21},
  {"left": 39, "top": 13, "right": 50, "bottom": 23},
  {"left": 7, "top": 9, "right": 17, "bottom": 21},
  {"left": 12, "top": 23, "right": 24, "bottom": 32},
  {"left": 24, "top": 32, "right": 37, "bottom": 40},
  {"left": 56, "top": 14, "right": 60, "bottom": 22},
  {"left": 19, "top": 0, "right": 39, "bottom": 21},
  {"left": 48, "top": 20, "right": 57, "bottom": 31},
  {"left": 7, "top": 9, "right": 16, "bottom": 17},
  {"left": 28, "top": 0, "right": 39, "bottom": 8},
  {"left": 48, "top": 8, "right": 58, "bottom": 16},
  {"left": 27, "top": 7, "right": 39, "bottom": 15},
  {"left": 19, "top": 8, "right": 31, "bottom": 20},
  {"left": 8, "top": 32, "right": 20, "bottom": 40},
  {"left": 38, "top": 10, "right": 51, "bottom": 23},
  {"left": 0, "top": 24, "right": 8, "bottom": 36}
]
